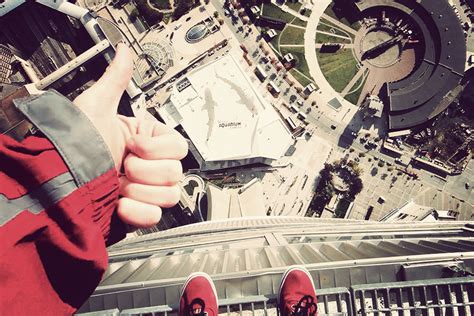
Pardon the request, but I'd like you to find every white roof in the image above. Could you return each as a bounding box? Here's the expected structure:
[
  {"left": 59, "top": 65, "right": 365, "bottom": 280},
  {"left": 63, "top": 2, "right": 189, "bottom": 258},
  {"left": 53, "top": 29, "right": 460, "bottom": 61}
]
[
  {"left": 381, "top": 201, "right": 436, "bottom": 222},
  {"left": 160, "top": 55, "right": 292, "bottom": 162},
  {"left": 0, "top": 0, "right": 25, "bottom": 17},
  {"left": 283, "top": 53, "right": 294, "bottom": 62},
  {"left": 206, "top": 180, "right": 266, "bottom": 220},
  {"left": 267, "top": 29, "right": 277, "bottom": 37},
  {"left": 250, "top": 6, "right": 260, "bottom": 14}
]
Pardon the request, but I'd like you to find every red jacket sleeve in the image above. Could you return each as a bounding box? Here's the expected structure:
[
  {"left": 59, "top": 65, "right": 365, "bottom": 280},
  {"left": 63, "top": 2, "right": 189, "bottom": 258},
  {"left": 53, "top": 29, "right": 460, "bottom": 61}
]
[{"left": 0, "top": 91, "right": 126, "bottom": 315}]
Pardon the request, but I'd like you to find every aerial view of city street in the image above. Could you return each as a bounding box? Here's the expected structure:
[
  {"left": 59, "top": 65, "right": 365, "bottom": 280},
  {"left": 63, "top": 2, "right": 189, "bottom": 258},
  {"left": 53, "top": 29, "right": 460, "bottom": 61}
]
[
  {"left": 1, "top": 0, "right": 474, "bottom": 314},
  {"left": 1, "top": 0, "right": 473, "bottom": 229}
]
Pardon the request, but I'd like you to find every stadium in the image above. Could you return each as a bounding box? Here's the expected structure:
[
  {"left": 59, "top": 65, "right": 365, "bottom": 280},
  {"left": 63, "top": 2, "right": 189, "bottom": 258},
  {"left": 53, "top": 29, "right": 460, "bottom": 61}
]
[{"left": 353, "top": 0, "right": 467, "bottom": 133}]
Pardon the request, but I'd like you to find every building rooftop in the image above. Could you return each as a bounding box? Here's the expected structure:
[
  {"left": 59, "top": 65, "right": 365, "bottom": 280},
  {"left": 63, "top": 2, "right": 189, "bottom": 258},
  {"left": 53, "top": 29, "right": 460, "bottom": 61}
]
[
  {"left": 159, "top": 54, "right": 292, "bottom": 163},
  {"left": 380, "top": 200, "right": 437, "bottom": 222},
  {"left": 357, "top": 0, "right": 466, "bottom": 132},
  {"left": 77, "top": 218, "right": 474, "bottom": 314},
  {"left": 386, "top": 0, "right": 466, "bottom": 131},
  {"left": 0, "top": 0, "right": 24, "bottom": 16},
  {"left": 206, "top": 179, "right": 266, "bottom": 220}
]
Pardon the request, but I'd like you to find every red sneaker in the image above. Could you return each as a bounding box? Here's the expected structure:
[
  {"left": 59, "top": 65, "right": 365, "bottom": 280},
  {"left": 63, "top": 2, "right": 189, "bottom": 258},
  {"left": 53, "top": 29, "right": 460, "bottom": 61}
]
[
  {"left": 179, "top": 272, "right": 218, "bottom": 316},
  {"left": 278, "top": 266, "right": 318, "bottom": 316}
]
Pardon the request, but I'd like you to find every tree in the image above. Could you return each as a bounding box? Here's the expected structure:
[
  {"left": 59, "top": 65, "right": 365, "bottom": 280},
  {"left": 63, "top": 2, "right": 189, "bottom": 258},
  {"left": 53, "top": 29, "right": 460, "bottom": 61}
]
[
  {"left": 173, "top": 0, "right": 193, "bottom": 20},
  {"left": 135, "top": 0, "right": 163, "bottom": 25},
  {"left": 349, "top": 177, "right": 363, "bottom": 197},
  {"left": 213, "top": 11, "right": 219, "bottom": 18}
]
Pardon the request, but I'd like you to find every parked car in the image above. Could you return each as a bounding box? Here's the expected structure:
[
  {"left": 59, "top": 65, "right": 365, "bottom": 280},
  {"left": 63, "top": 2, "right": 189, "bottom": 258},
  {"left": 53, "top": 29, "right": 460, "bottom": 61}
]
[{"left": 303, "top": 83, "right": 317, "bottom": 95}]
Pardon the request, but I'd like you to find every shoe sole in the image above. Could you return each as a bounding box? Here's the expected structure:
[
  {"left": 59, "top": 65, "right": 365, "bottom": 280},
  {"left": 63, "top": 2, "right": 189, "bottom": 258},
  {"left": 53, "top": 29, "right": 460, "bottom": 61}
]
[
  {"left": 179, "top": 272, "right": 219, "bottom": 305},
  {"left": 277, "top": 266, "right": 317, "bottom": 305}
]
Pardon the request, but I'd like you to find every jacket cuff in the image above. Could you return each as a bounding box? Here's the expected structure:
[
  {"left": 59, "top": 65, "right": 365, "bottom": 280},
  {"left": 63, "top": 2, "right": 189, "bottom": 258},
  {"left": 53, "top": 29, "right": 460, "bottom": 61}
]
[
  {"left": 14, "top": 90, "right": 115, "bottom": 186},
  {"left": 14, "top": 90, "right": 125, "bottom": 244}
]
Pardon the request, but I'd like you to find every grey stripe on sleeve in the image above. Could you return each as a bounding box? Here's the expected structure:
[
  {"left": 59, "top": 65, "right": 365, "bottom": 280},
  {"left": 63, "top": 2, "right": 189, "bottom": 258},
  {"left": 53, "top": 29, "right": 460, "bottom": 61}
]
[
  {"left": 14, "top": 90, "right": 115, "bottom": 187},
  {"left": 0, "top": 172, "right": 77, "bottom": 226}
]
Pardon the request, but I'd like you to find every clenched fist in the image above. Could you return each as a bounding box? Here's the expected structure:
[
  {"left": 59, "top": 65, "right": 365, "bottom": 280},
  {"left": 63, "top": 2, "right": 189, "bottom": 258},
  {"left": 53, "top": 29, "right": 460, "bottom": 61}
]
[{"left": 73, "top": 44, "right": 188, "bottom": 228}]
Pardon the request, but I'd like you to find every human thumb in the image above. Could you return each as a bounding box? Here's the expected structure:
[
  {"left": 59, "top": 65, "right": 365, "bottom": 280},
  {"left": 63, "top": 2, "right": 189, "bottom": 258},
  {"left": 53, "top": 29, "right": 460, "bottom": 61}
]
[{"left": 76, "top": 43, "right": 134, "bottom": 117}]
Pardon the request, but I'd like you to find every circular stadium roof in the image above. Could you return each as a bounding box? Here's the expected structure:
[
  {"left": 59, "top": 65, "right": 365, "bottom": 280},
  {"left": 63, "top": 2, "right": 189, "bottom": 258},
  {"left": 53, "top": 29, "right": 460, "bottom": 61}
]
[
  {"left": 185, "top": 23, "right": 209, "bottom": 43},
  {"left": 355, "top": 0, "right": 466, "bottom": 132}
]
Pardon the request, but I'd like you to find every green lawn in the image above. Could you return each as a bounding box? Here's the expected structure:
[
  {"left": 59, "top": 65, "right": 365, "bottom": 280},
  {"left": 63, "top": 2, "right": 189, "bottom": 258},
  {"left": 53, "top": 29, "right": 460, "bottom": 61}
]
[
  {"left": 324, "top": 3, "right": 361, "bottom": 31},
  {"left": 262, "top": 3, "right": 295, "bottom": 23},
  {"left": 291, "top": 18, "right": 307, "bottom": 27},
  {"left": 316, "top": 32, "right": 351, "bottom": 44},
  {"left": 286, "top": 1, "right": 302, "bottom": 12},
  {"left": 316, "top": 48, "right": 359, "bottom": 93},
  {"left": 280, "top": 46, "right": 310, "bottom": 80},
  {"left": 290, "top": 69, "right": 314, "bottom": 88},
  {"left": 149, "top": 0, "right": 171, "bottom": 10},
  {"left": 344, "top": 71, "right": 367, "bottom": 105},
  {"left": 317, "top": 19, "right": 352, "bottom": 38},
  {"left": 322, "top": 19, "right": 356, "bottom": 39},
  {"left": 279, "top": 26, "right": 305, "bottom": 45}
]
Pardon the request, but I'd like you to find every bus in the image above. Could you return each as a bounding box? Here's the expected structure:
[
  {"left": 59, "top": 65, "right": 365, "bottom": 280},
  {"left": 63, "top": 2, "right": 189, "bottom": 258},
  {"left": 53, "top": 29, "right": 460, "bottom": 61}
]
[{"left": 267, "top": 81, "right": 281, "bottom": 97}]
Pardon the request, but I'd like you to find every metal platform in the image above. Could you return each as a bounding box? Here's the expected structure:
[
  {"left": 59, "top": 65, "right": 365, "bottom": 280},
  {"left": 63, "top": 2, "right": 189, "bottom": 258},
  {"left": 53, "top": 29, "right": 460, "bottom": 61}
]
[{"left": 77, "top": 219, "right": 474, "bottom": 314}]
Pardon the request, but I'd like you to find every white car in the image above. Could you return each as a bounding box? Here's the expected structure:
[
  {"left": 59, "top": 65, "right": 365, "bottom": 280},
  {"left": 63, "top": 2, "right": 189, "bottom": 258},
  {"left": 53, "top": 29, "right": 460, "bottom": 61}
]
[
  {"left": 283, "top": 53, "right": 295, "bottom": 64},
  {"left": 304, "top": 83, "right": 317, "bottom": 95},
  {"left": 250, "top": 6, "right": 260, "bottom": 14},
  {"left": 266, "top": 29, "right": 277, "bottom": 40}
]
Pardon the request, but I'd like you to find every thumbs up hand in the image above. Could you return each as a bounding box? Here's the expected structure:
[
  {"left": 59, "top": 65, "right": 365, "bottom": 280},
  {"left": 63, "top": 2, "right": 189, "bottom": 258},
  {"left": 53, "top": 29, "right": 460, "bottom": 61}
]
[{"left": 73, "top": 44, "right": 188, "bottom": 228}]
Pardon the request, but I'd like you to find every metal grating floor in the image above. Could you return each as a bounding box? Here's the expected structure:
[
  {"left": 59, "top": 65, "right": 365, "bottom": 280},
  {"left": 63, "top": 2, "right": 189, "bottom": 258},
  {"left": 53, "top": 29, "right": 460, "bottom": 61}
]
[{"left": 77, "top": 278, "right": 474, "bottom": 316}]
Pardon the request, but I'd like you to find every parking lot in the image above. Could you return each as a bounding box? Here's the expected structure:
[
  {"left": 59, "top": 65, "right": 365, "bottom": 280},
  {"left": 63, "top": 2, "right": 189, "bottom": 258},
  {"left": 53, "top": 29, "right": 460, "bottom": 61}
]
[{"left": 348, "top": 150, "right": 473, "bottom": 221}]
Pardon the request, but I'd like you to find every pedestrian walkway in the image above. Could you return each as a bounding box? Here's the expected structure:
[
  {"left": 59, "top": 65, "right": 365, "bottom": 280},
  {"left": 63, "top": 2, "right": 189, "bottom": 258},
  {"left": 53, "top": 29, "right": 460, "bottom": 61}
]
[
  {"left": 340, "top": 65, "right": 367, "bottom": 96},
  {"left": 316, "top": 30, "right": 352, "bottom": 41}
]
